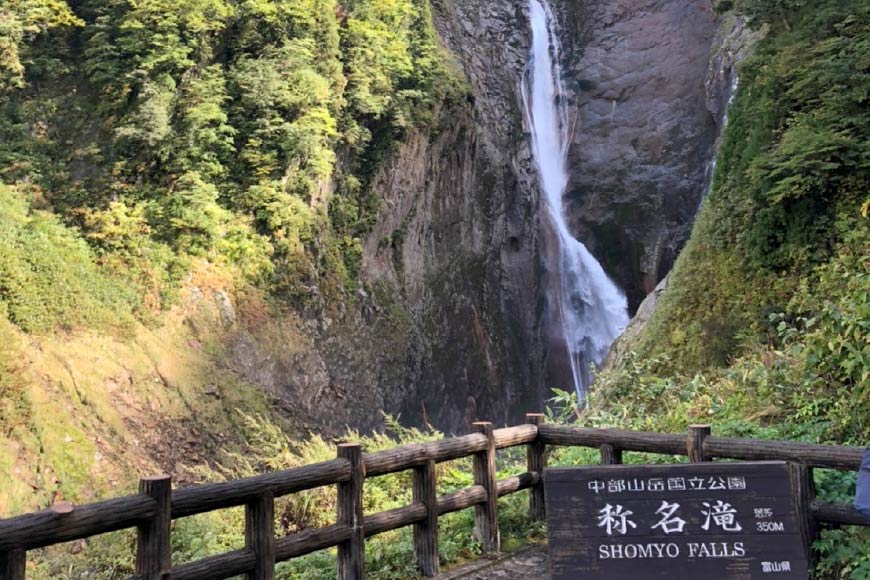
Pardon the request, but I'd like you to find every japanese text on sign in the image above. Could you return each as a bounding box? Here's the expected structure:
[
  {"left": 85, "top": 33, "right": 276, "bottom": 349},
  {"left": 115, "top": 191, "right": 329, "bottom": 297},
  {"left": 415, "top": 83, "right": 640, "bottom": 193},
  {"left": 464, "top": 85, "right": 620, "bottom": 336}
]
[{"left": 544, "top": 461, "right": 808, "bottom": 579}]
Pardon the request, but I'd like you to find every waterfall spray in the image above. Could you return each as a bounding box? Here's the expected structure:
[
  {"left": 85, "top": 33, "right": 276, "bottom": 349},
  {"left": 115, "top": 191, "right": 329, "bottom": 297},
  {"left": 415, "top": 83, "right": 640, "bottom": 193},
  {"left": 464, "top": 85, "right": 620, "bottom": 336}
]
[{"left": 521, "top": 0, "right": 629, "bottom": 397}]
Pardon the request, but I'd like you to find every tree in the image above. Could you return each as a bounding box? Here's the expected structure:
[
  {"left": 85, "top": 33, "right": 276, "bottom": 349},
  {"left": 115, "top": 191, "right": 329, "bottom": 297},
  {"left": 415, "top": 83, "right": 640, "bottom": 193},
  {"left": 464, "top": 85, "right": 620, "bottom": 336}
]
[
  {"left": 0, "top": 0, "right": 81, "bottom": 92},
  {"left": 161, "top": 171, "right": 228, "bottom": 254}
]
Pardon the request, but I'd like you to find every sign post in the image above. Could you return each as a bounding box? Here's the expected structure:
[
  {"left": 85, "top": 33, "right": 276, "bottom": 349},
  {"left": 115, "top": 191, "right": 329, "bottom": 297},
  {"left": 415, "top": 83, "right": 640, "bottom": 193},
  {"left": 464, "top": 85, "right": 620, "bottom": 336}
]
[{"left": 544, "top": 461, "right": 808, "bottom": 579}]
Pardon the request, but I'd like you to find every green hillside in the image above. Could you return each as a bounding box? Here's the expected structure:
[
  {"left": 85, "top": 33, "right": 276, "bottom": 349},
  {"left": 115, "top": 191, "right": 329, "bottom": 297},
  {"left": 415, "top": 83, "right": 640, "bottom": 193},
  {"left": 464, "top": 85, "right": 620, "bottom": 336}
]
[
  {"left": 591, "top": 1, "right": 869, "bottom": 576},
  {"left": 1, "top": 0, "right": 464, "bottom": 323},
  {"left": 0, "top": 1, "right": 470, "bottom": 572}
]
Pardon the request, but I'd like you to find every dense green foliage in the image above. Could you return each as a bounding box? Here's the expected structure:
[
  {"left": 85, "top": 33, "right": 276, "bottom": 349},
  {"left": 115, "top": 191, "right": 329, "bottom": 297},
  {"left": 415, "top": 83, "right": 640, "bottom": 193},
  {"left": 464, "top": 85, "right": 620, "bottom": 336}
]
[
  {"left": 594, "top": 0, "right": 869, "bottom": 576},
  {"left": 0, "top": 0, "right": 82, "bottom": 92},
  {"left": 0, "top": 184, "right": 135, "bottom": 332},
  {"left": 0, "top": 0, "right": 465, "bottom": 325},
  {"left": 628, "top": 0, "right": 869, "bottom": 440}
]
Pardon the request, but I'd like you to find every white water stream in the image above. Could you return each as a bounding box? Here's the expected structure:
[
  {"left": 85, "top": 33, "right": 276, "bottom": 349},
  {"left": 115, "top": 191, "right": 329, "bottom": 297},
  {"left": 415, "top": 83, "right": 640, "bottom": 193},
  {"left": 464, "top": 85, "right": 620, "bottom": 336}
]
[
  {"left": 701, "top": 74, "right": 740, "bottom": 207},
  {"left": 522, "top": 0, "right": 629, "bottom": 396}
]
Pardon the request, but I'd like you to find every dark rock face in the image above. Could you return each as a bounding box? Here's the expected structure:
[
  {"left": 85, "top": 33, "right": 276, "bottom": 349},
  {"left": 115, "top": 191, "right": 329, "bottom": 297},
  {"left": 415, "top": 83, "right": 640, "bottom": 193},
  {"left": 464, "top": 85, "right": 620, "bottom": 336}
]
[
  {"left": 358, "top": 0, "right": 550, "bottom": 432},
  {"left": 221, "top": 2, "right": 551, "bottom": 436},
  {"left": 556, "top": 0, "right": 721, "bottom": 312},
  {"left": 598, "top": 12, "right": 761, "bottom": 373}
]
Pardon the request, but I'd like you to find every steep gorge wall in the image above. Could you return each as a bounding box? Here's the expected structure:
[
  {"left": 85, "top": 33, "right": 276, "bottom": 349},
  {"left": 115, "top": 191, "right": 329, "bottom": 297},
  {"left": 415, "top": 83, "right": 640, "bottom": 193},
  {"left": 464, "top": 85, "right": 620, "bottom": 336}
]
[
  {"left": 222, "top": 1, "right": 548, "bottom": 435},
  {"left": 554, "top": 0, "right": 739, "bottom": 313},
  {"left": 360, "top": 0, "right": 548, "bottom": 430},
  {"left": 328, "top": 0, "right": 753, "bottom": 431}
]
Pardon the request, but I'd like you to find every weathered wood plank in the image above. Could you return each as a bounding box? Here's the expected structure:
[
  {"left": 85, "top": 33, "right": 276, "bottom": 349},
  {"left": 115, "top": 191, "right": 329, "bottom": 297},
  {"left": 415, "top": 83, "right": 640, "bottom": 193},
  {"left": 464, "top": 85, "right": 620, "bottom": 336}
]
[
  {"left": 688, "top": 424, "right": 711, "bottom": 463},
  {"left": 365, "top": 504, "right": 426, "bottom": 537},
  {"left": 337, "top": 443, "right": 365, "bottom": 580},
  {"left": 789, "top": 463, "right": 819, "bottom": 567},
  {"left": 493, "top": 425, "right": 538, "bottom": 449},
  {"left": 412, "top": 460, "right": 439, "bottom": 576},
  {"left": 545, "top": 462, "right": 810, "bottom": 580},
  {"left": 169, "top": 549, "right": 255, "bottom": 580},
  {"left": 811, "top": 500, "right": 870, "bottom": 526},
  {"left": 526, "top": 414, "right": 546, "bottom": 521},
  {"left": 172, "top": 459, "right": 350, "bottom": 518},
  {"left": 364, "top": 434, "right": 488, "bottom": 477},
  {"left": 704, "top": 437, "right": 865, "bottom": 470},
  {"left": 472, "top": 422, "right": 499, "bottom": 553},
  {"left": 245, "top": 492, "right": 275, "bottom": 580},
  {"left": 495, "top": 472, "right": 540, "bottom": 497},
  {"left": 436, "top": 485, "right": 487, "bottom": 515},
  {"left": 538, "top": 424, "right": 686, "bottom": 455},
  {"left": 275, "top": 524, "right": 353, "bottom": 561},
  {"left": 0, "top": 497, "right": 156, "bottom": 552},
  {"left": 135, "top": 475, "right": 171, "bottom": 580},
  {"left": 599, "top": 443, "right": 622, "bottom": 465},
  {"left": 0, "top": 549, "right": 26, "bottom": 580}
]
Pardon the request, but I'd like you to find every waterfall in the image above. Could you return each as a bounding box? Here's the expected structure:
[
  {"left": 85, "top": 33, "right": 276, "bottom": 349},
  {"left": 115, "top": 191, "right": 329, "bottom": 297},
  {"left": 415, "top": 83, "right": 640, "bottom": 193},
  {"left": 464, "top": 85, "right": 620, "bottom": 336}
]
[
  {"left": 701, "top": 74, "right": 740, "bottom": 206},
  {"left": 521, "top": 0, "right": 629, "bottom": 397}
]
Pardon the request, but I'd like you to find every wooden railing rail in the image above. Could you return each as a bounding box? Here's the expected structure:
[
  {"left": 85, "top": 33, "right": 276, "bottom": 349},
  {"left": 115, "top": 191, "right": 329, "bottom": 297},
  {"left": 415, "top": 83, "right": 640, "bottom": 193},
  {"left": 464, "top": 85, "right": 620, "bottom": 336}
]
[
  {"left": 171, "top": 458, "right": 352, "bottom": 519},
  {"left": 703, "top": 436, "right": 864, "bottom": 470},
  {"left": 0, "top": 417, "right": 866, "bottom": 579},
  {"left": 537, "top": 424, "right": 687, "bottom": 455},
  {"left": 0, "top": 496, "right": 158, "bottom": 552},
  {"left": 537, "top": 424, "right": 866, "bottom": 470}
]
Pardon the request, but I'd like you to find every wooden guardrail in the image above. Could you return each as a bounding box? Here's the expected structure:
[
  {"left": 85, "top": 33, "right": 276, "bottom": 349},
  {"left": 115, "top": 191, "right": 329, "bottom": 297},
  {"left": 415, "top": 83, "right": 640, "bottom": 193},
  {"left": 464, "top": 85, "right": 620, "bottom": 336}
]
[{"left": 0, "top": 415, "right": 867, "bottom": 579}]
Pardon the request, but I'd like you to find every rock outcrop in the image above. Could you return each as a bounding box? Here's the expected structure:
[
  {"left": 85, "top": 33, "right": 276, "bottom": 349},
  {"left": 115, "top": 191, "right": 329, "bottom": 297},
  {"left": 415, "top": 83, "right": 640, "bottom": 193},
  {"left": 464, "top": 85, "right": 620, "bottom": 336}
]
[
  {"left": 322, "top": 0, "right": 758, "bottom": 432},
  {"left": 555, "top": 0, "right": 741, "bottom": 312},
  {"left": 562, "top": 0, "right": 718, "bottom": 311},
  {"left": 603, "top": 273, "right": 670, "bottom": 370},
  {"left": 594, "top": 8, "right": 763, "bottom": 372}
]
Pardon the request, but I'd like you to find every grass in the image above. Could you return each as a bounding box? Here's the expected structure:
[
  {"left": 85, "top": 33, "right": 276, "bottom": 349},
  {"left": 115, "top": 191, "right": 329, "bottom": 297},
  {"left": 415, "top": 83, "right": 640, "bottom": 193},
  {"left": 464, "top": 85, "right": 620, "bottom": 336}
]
[
  {"left": 0, "top": 273, "right": 282, "bottom": 517},
  {"left": 0, "top": 185, "right": 137, "bottom": 334}
]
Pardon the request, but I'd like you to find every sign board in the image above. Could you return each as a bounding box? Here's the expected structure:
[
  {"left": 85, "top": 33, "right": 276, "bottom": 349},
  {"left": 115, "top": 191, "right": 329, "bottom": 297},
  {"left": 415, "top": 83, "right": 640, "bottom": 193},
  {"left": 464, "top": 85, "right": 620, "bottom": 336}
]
[{"left": 544, "top": 461, "right": 808, "bottom": 579}]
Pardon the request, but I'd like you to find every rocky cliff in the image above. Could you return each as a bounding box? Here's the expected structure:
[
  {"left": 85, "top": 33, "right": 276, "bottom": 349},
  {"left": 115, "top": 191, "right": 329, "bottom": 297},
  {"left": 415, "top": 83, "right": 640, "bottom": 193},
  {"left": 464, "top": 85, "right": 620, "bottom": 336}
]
[
  {"left": 224, "top": 0, "right": 547, "bottom": 434},
  {"left": 553, "top": 0, "right": 752, "bottom": 312},
  {"left": 285, "top": 0, "right": 757, "bottom": 432},
  {"left": 360, "top": 0, "right": 548, "bottom": 430}
]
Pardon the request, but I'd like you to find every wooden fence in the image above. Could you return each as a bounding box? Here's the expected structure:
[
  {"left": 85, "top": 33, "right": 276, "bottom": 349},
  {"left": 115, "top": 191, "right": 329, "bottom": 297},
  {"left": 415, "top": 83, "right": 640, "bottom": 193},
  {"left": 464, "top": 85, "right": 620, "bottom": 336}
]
[{"left": 0, "top": 415, "right": 867, "bottom": 579}]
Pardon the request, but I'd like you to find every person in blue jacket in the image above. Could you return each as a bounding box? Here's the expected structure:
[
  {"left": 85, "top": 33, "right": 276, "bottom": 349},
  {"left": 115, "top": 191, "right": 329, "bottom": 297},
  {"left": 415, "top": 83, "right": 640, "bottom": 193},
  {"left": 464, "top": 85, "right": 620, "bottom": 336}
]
[{"left": 856, "top": 450, "right": 870, "bottom": 517}]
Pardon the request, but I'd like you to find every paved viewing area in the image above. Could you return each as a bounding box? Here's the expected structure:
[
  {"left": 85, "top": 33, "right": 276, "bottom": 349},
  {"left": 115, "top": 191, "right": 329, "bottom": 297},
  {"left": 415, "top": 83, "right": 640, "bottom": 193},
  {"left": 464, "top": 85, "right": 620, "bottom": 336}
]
[{"left": 442, "top": 545, "right": 549, "bottom": 579}]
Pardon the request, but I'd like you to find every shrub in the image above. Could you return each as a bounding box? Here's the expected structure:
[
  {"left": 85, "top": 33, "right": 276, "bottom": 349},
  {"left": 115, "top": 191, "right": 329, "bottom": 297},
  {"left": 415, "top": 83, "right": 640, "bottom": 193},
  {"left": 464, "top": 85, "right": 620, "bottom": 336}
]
[{"left": 0, "top": 185, "right": 134, "bottom": 332}]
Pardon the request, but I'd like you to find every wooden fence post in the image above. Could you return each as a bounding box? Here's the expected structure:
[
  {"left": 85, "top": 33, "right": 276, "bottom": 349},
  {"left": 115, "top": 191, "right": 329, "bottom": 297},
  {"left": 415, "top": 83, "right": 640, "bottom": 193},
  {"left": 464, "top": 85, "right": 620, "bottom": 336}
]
[
  {"left": 412, "top": 460, "right": 439, "bottom": 577},
  {"left": 337, "top": 443, "right": 365, "bottom": 580},
  {"left": 136, "top": 475, "right": 171, "bottom": 580},
  {"left": 525, "top": 413, "right": 546, "bottom": 521},
  {"left": 472, "top": 421, "right": 499, "bottom": 553},
  {"left": 688, "top": 425, "right": 711, "bottom": 463},
  {"left": 0, "top": 549, "right": 26, "bottom": 580},
  {"left": 788, "top": 462, "right": 819, "bottom": 568},
  {"left": 599, "top": 443, "right": 623, "bottom": 465},
  {"left": 245, "top": 491, "right": 275, "bottom": 580}
]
